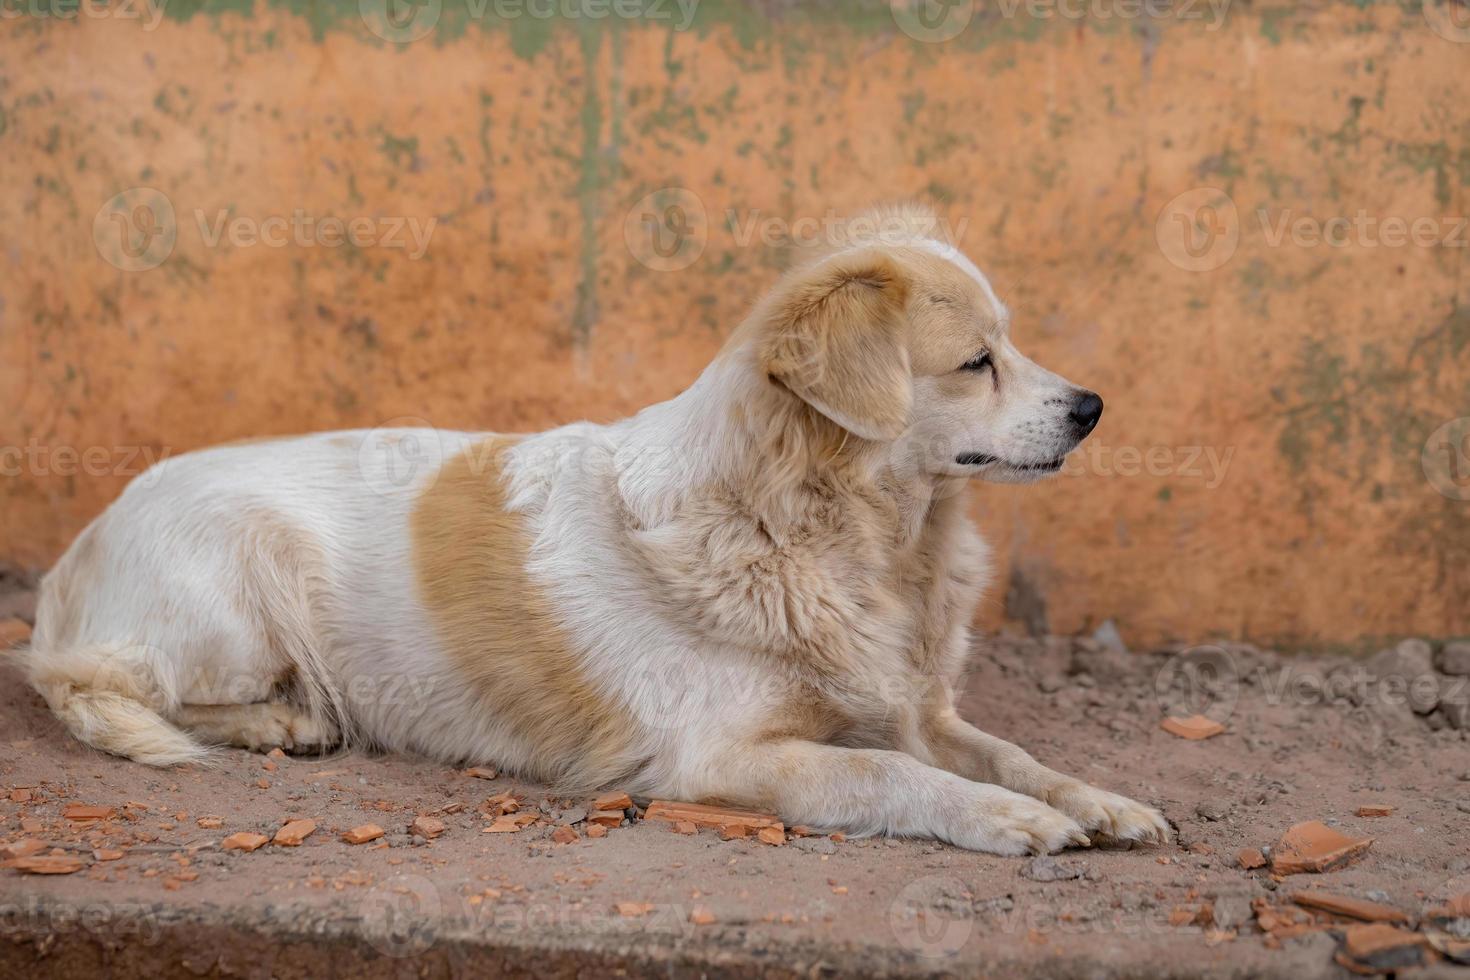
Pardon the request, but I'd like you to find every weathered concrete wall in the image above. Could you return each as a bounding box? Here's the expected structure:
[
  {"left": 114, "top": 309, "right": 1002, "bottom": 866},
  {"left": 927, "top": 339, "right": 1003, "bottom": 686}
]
[{"left": 2, "top": 0, "right": 1467, "bottom": 648}]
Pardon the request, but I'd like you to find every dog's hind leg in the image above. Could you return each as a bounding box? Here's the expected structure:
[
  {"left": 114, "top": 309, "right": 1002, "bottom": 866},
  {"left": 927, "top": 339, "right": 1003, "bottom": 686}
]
[{"left": 173, "top": 702, "right": 339, "bottom": 754}]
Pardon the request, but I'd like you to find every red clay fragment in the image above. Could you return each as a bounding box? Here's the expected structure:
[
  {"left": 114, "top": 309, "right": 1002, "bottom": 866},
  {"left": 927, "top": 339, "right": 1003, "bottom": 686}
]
[
  {"left": 1290, "top": 891, "right": 1409, "bottom": 924},
  {"left": 1160, "top": 715, "right": 1225, "bottom": 740},
  {"left": 643, "top": 800, "right": 782, "bottom": 833},
  {"left": 593, "top": 792, "right": 633, "bottom": 812},
  {"left": 222, "top": 832, "right": 270, "bottom": 852},
  {"left": 410, "top": 815, "right": 446, "bottom": 839},
  {"left": 4, "top": 855, "right": 85, "bottom": 875},
  {"left": 615, "top": 902, "right": 654, "bottom": 918},
  {"left": 1236, "top": 847, "right": 1267, "bottom": 870},
  {"left": 587, "top": 810, "right": 624, "bottom": 828},
  {"left": 273, "top": 819, "right": 317, "bottom": 846},
  {"left": 1354, "top": 804, "right": 1394, "bottom": 817},
  {"left": 1270, "top": 821, "right": 1372, "bottom": 875},
  {"left": 483, "top": 813, "right": 537, "bottom": 833},
  {"left": 1334, "top": 923, "right": 1426, "bottom": 974},
  {"left": 342, "top": 824, "right": 384, "bottom": 845},
  {"left": 62, "top": 804, "right": 116, "bottom": 821},
  {"left": 0, "top": 839, "right": 47, "bottom": 860}
]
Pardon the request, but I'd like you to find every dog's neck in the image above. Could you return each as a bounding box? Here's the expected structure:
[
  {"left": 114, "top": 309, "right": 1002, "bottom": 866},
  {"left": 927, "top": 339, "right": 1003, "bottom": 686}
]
[{"left": 616, "top": 343, "right": 965, "bottom": 548}]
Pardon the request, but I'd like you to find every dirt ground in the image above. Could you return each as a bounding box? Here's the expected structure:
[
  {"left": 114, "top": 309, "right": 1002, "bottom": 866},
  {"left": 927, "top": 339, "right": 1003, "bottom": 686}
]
[{"left": 2, "top": 586, "right": 1468, "bottom": 978}]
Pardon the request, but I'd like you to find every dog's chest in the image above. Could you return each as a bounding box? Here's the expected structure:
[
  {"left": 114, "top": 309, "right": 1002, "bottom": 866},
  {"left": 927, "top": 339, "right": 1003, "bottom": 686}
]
[{"left": 625, "top": 479, "right": 983, "bottom": 718}]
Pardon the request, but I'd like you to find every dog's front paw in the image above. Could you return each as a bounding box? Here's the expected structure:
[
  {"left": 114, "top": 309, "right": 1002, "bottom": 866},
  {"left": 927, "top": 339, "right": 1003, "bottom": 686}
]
[
  {"left": 1044, "top": 780, "right": 1169, "bottom": 845},
  {"left": 945, "top": 787, "right": 1091, "bottom": 856}
]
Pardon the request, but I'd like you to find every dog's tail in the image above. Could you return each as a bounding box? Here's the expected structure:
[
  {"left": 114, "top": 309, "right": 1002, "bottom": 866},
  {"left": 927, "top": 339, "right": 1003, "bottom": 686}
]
[{"left": 22, "top": 640, "right": 210, "bottom": 767}]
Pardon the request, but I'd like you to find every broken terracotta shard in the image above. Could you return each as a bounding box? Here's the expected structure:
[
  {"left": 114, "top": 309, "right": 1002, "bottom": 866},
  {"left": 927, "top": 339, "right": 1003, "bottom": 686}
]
[
  {"left": 643, "top": 800, "right": 783, "bottom": 834},
  {"left": 1290, "top": 891, "right": 1409, "bottom": 924},
  {"left": 1270, "top": 821, "right": 1372, "bottom": 875},
  {"left": 1160, "top": 715, "right": 1225, "bottom": 740}
]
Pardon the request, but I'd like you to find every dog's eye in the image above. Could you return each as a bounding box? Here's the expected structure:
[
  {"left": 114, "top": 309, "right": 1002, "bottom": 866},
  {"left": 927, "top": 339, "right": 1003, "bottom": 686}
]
[{"left": 961, "top": 351, "right": 993, "bottom": 372}]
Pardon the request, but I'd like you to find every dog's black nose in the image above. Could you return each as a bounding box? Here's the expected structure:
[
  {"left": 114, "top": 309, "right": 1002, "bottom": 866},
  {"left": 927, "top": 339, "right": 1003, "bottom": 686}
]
[{"left": 1069, "top": 392, "right": 1103, "bottom": 435}]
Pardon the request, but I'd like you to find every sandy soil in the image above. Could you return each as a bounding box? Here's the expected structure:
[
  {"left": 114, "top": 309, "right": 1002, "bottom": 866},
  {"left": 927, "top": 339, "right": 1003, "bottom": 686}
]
[{"left": 2, "top": 600, "right": 1468, "bottom": 977}]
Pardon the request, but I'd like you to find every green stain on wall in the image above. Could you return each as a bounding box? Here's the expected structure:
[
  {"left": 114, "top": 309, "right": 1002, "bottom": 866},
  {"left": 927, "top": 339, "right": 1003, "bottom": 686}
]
[
  {"left": 1392, "top": 140, "right": 1466, "bottom": 211},
  {"left": 572, "top": 18, "right": 604, "bottom": 349},
  {"left": 74, "top": 0, "right": 1383, "bottom": 55},
  {"left": 1275, "top": 322, "right": 1460, "bottom": 487}
]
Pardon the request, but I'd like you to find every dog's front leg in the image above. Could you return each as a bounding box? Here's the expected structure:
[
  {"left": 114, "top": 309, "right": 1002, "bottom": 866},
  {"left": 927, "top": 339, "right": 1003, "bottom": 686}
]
[
  {"left": 920, "top": 709, "right": 1170, "bottom": 845},
  {"left": 701, "top": 738, "right": 1089, "bottom": 855}
]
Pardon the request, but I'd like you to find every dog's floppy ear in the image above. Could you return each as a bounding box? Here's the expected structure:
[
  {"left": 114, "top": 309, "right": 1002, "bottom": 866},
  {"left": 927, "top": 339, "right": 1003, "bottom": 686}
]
[{"left": 759, "top": 248, "right": 913, "bottom": 442}]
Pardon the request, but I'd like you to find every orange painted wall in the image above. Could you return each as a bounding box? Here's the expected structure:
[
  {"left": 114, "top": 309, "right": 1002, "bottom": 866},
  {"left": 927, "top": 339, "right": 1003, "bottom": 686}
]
[{"left": 2, "top": 1, "right": 1467, "bottom": 649}]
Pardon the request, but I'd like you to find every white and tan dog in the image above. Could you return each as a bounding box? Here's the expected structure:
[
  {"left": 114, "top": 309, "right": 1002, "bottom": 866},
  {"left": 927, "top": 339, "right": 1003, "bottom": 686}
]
[{"left": 26, "top": 205, "right": 1168, "bottom": 855}]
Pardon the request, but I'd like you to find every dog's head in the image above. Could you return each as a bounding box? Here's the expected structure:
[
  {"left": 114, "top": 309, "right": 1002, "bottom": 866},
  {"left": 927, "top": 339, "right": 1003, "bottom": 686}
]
[{"left": 756, "top": 209, "right": 1101, "bottom": 484}]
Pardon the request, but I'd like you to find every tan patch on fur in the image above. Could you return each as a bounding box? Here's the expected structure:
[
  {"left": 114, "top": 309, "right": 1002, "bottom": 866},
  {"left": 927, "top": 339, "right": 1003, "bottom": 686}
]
[
  {"left": 410, "top": 437, "right": 636, "bottom": 790},
  {"left": 895, "top": 248, "right": 1008, "bottom": 376},
  {"left": 757, "top": 248, "right": 913, "bottom": 442}
]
